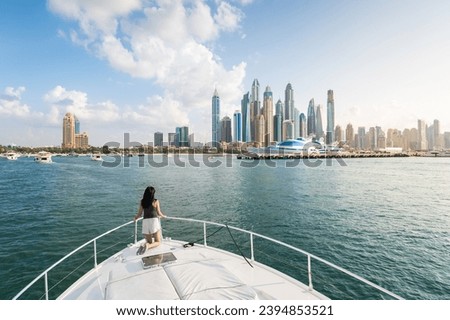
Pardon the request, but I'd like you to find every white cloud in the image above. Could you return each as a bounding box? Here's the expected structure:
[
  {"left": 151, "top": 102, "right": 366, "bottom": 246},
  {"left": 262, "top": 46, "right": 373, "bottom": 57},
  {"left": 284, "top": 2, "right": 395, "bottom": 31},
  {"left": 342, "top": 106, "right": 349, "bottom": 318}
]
[
  {"left": 123, "top": 94, "right": 189, "bottom": 130},
  {"left": 44, "top": 85, "right": 120, "bottom": 124},
  {"left": 231, "top": 0, "right": 254, "bottom": 5},
  {"left": 0, "top": 87, "right": 31, "bottom": 117},
  {"left": 49, "top": 0, "right": 248, "bottom": 138},
  {"left": 48, "top": 0, "right": 142, "bottom": 35},
  {"left": 214, "top": 1, "right": 243, "bottom": 32}
]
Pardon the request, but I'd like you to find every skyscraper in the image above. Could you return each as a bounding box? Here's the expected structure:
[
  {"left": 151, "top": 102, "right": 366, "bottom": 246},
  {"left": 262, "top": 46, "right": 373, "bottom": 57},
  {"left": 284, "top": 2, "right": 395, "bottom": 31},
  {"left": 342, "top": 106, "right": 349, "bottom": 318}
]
[
  {"left": 188, "top": 133, "right": 195, "bottom": 148},
  {"left": 154, "top": 132, "right": 163, "bottom": 147},
  {"left": 273, "top": 114, "right": 282, "bottom": 142},
  {"left": 275, "top": 99, "right": 284, "bottom": 139},
  {"left": 346, "top": 123, "right": 354, "bottom": 147},
  {"left": 263, "top": 86, "right": 273, "bottom": 146},
  {"left": 335, "top": 125, "right": 343, "bottom": 143},
  {"left": 433, "top": 119, "right": 442, "bottom": 150},
  {"left": 369, "top": 127, "right": 377, "bottom": 150},
  {"left": 275, "top": 99, "right": 283, "bottom": 119},
  {"left": 418, "top": 119, "right": 427, "bottom": 150},
  {"left": 250, "top": 79, "right": 260, "bottom": 142},
  {"left": 283, "top": 120, "right": 294, "bottom": 140},
  {"left": 284, "top": 83, "right": 294, "bottom": 120},
  {"left": 221, "top": 116, "right": 232, "bottom": 143},
  {"left": 62, "top": 112, "right": 88, "bottom": 149},
  {"left": 176, "top": 126, "right": 189, "bottom": 147},
  {"left": 326, "top": 89, "right": 335, "bottom": 145},
  {"left": 315, "top": 105, "right": 324, "bottom": 139},
  {"left": 255, "top": 114, "right": 265, "bottom": 146},
  {"left": 168, "top": 133, "right": 176, "bottom": 146},
  {"left": 376, "top": 127, "right": 386, "bottom": 149},
  {"left": 62, "top": 112, "right": 75, "bottom": 149},
  {"left": 211, "top": 89, "right": 220, "bottom": 147},
  {"left": 251, "top": 78, "right": 260, "bottom": 106},
  {"left": 307, "top": 99, "right": 316, "bottom": 137},
  {"left": 233, "top": 110, "right": 242, "bottom": 142},
  {"left": 293, "top": 108, "right": 299, "bottom": 139},
  {"left": 357, "top": 127, "right": 366, "bottom": 150},
  {"left": 444, "top": 132, "right": 450, "bottom": 149},
  {"left": 74, "top": 116, "right": 80, "bottom": 134},
  {"left": 241, "top": 92, "right": 251, "bottom": 142},
  {"left": 299, "top": 113, "right": 307, "bottom": 138}
]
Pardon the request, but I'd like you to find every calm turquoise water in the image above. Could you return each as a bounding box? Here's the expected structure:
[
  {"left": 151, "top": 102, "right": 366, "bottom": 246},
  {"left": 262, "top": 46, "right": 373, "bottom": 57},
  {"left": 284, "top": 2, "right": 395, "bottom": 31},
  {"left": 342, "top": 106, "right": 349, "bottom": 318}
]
[{"left": 0, "top": 155, "right": 449, "bottom": 300}]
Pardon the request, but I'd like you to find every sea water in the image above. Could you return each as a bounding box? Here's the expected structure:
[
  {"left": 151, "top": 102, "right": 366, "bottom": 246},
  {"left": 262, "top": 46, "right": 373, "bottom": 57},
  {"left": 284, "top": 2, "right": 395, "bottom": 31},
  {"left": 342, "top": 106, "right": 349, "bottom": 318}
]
[{"left": 0, "top": 155, "right": 449, "bottom": 299}]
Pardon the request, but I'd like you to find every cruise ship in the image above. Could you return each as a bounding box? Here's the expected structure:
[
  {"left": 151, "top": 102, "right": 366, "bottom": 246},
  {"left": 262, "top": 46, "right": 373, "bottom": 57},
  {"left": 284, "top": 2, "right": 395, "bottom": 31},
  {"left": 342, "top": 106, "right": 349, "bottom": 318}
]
[
  {"left": 245, "top": 138, "right": 323, "bottom": 156},
  {"left": 269, "top": 138, "right": 322, "bottom": 154}
]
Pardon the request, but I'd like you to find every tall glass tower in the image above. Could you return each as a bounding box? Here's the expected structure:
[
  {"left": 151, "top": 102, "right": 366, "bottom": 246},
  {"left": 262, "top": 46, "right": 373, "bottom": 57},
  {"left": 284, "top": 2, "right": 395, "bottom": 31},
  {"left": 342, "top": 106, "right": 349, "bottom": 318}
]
[
  {"left": 284, "top": 83, "right": 294, "bottom": 120},
  {"left": 241, "top": 92, "right": 251, "bottom": 142},
  {"left": 357, "top": 127, "right": 366, "bottom": 150},
  {"left": 418, "top": 119, "right": 428, "bottom": 150},
  {"left": 175, "top": 126, "right": 189, "bottom": 147},
  {"left": 221, "top": 116, "right": 232, "bottom": 143},
  {"left": 299, "top": 113, "right": 307, "bottom": 138},
  {"left": 211, "top": 89, "right": 220, "bottom": 147},
  {"left": 275, "top": 99, "right": 283, "bottom": 119},
  {"left": 154, "top": 132, "right": 163, "bottom": 147},
  {"left": 275, "top": 99, "right": 284, "bottom": 140},
  {"left": 233, "top": 110, "right": 242, "bottom": 142},
  {"left": 326, "top": 89, "right": 335, "bottom": 144},
  {"left": 263, "top": 86, "right": 273, "bottom": 146},
  {"left": 293, "top": 108, "right": 299, "bottom": 139},
  {"left": 273, "top": 114, "right": 282, "bottom": 142},
  {"left": 315, "top": 105, "right": 324, "bottom": 139},
  {"left": 307, "top": 99, "right": 316, "bottom": 137},
  {"left": 74, "top": 116, "right": 80, "bottom": 134},
  {"left": 250, "top": 79, "right": 260, "bottom": 142},
  {"left": 346, "top": 123, "right": 354, "bottom": 147}
]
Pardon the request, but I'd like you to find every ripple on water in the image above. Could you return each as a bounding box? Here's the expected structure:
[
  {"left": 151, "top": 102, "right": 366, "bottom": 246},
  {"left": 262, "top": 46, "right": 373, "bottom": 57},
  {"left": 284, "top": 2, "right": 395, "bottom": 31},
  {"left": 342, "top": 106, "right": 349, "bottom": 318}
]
[{"left": 0, "top": 156, "right": 449, "bottom": 299}]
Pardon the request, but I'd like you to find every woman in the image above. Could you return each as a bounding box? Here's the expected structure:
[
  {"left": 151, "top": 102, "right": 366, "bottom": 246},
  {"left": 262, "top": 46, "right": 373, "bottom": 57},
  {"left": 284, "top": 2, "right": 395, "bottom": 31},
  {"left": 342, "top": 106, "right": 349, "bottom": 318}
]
[{"left": 134, "top": 186, "right": 166, "bottom": 254}]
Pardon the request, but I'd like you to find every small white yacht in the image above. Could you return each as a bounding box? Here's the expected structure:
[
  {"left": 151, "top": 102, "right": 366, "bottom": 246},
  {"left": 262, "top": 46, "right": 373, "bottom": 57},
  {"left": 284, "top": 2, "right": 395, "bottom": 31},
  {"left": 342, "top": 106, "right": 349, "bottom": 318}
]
[
  {"left": 13, "top": 217, "right": 403, "bottom": 300},
  {"left": 90, "top": 153, "right": 103, "bottom": 161},
  {"left": 5, "top": 152, "right": 19, "bottom": 160},
  {"left": 34, "top": 151, "right": 52, "bottom": 163}
]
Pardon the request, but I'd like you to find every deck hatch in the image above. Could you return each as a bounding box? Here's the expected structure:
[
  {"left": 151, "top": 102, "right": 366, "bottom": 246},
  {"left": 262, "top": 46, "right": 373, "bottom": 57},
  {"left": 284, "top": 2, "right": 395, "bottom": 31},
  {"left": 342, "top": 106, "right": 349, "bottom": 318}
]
[{"left": 142, "top": 252, "right": 177, "bottom": 269}]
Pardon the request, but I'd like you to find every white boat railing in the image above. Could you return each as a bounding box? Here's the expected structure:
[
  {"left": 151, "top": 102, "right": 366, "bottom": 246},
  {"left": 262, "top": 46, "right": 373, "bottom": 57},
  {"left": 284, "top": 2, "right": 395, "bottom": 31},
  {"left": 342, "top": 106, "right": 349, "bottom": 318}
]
[
  {"left": 13, "top": 220, "right": 136, "bottom": 300},
  {"left": 167, "top": 217, "right": 403, "bottom": 300},
  {"left": 13, "top": 216, "right": 403, "bottom": 300}
]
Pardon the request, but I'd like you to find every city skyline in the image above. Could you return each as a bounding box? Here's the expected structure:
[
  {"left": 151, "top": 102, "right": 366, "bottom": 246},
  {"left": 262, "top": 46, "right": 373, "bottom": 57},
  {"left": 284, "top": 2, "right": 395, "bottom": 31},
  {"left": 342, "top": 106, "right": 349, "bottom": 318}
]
[
  {"left": 212, "top": 83, "right": 449, "bottom": 151},
  {"left": 1, "top": 1, "right": 450, "bottom": 147}
]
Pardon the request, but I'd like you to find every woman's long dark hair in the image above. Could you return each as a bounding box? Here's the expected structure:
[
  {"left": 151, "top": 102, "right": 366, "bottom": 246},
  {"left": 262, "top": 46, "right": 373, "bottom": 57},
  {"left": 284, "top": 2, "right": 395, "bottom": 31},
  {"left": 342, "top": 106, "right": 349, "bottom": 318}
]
[{"left": 141, "top": 186, "right": 155, "bottom": 209}]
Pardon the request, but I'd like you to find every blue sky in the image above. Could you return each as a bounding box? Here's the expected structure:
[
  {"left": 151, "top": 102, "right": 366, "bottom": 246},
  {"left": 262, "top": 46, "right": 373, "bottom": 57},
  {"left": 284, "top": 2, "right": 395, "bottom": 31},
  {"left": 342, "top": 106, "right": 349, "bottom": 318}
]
[{"left": 1, "top": 0, "right": 450, "bottom": 147}]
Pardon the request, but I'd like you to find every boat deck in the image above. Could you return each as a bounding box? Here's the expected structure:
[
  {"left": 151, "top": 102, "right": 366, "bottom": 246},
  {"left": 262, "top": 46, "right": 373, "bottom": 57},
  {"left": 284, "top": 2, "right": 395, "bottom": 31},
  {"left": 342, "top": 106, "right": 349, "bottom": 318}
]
[{"left": 58, "top": 238, "right": 328, "bottom": 300}]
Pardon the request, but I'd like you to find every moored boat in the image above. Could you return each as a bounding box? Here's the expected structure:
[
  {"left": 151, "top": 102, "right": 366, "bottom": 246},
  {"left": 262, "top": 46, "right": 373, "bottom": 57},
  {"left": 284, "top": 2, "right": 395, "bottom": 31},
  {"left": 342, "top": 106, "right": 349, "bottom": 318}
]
[{"left": 5, "top": 151, "right": 19, "bottom": 160}]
